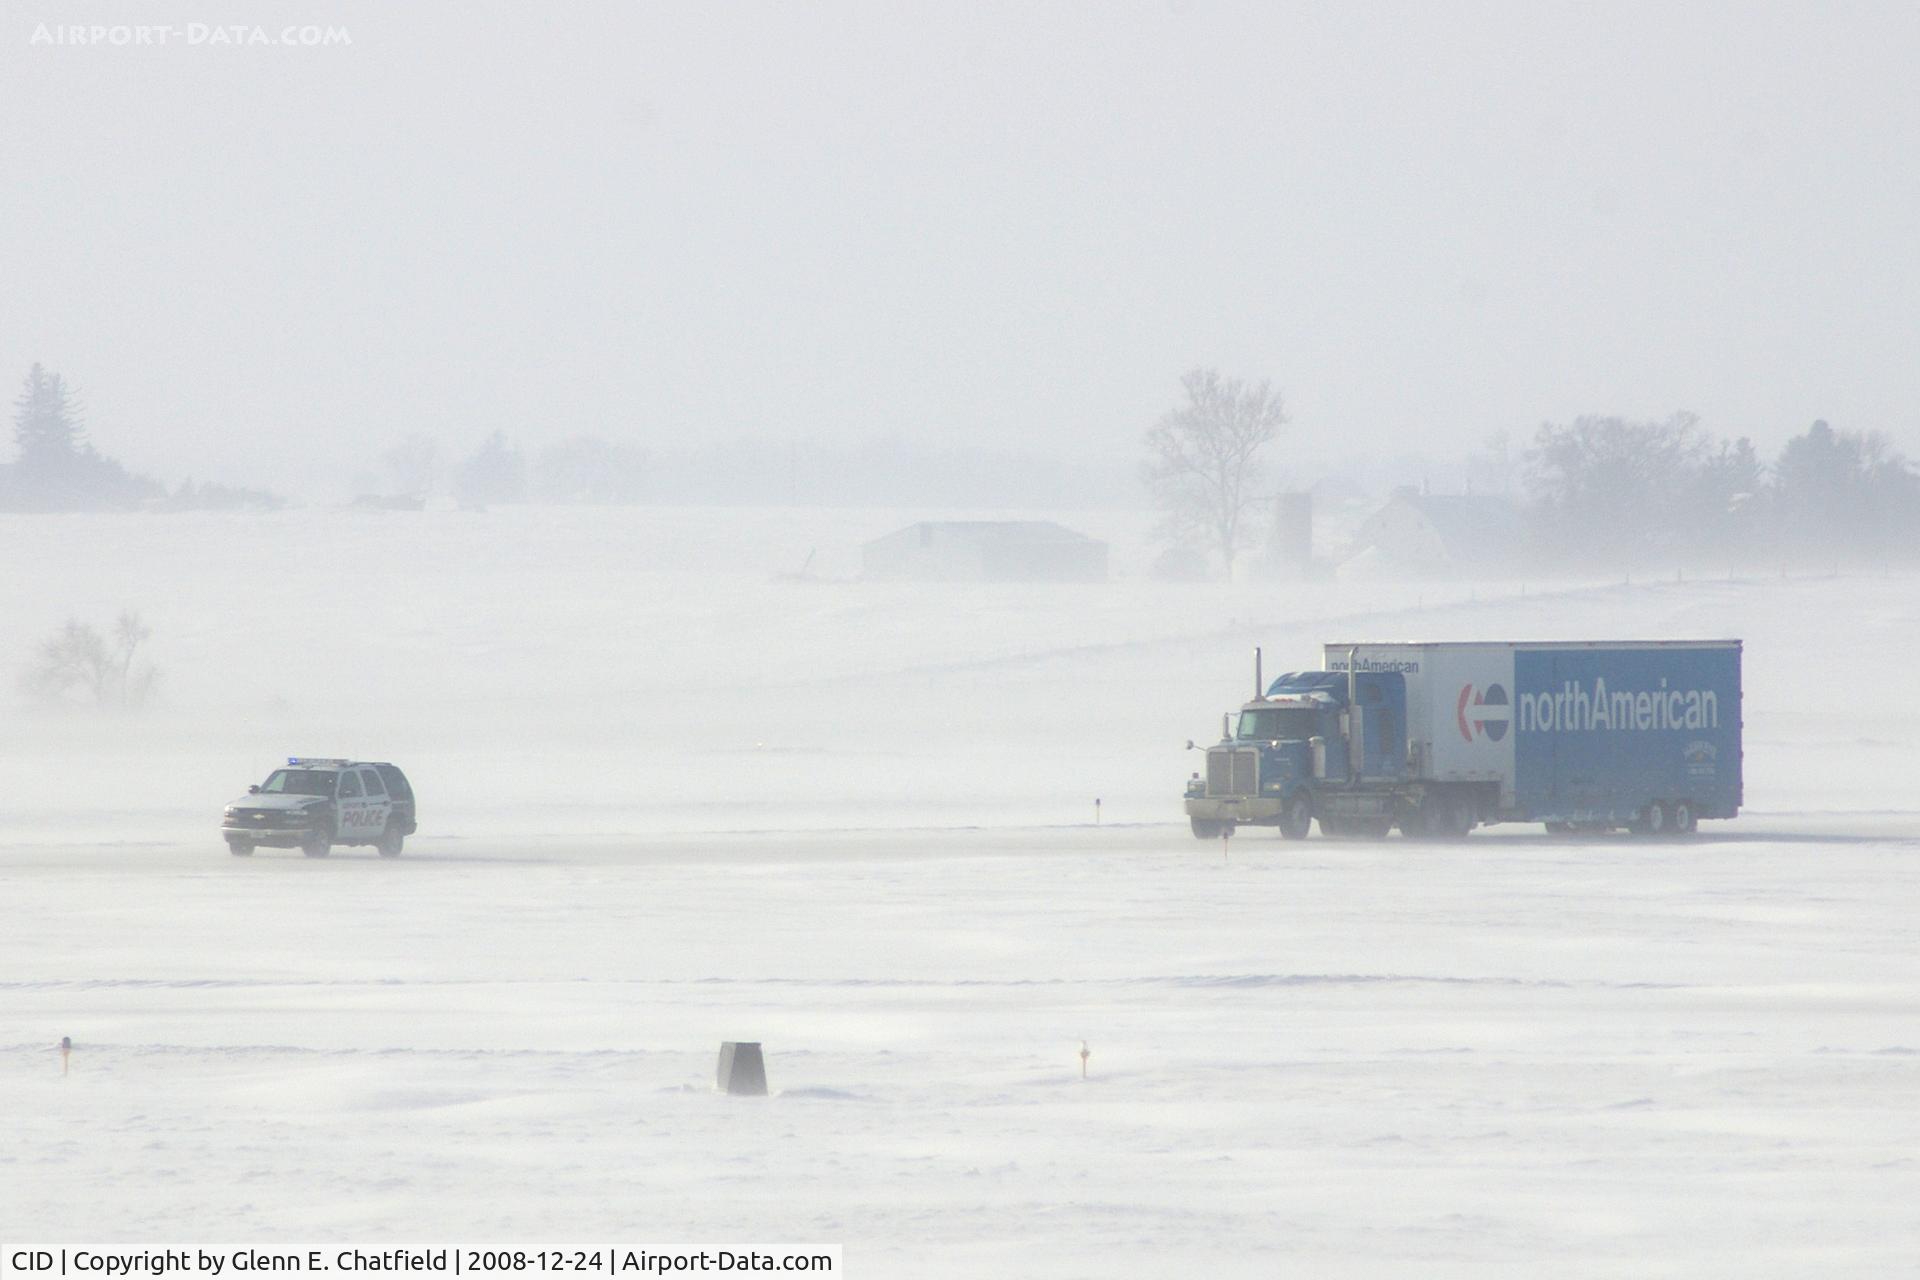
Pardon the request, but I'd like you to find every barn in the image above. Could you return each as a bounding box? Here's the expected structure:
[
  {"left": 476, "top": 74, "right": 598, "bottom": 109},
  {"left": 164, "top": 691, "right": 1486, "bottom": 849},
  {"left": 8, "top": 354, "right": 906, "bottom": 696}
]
[
  {"left": 1341, "top": 492, "right": 1528, "bottom": 578},
  {"left": 862, "top": 521, "right": 1109, "bottom": 583}
]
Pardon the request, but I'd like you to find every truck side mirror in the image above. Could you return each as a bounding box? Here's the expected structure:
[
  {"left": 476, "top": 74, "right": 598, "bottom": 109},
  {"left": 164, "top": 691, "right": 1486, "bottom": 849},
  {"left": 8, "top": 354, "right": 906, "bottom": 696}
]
[{"left": 1185, "top": 739, "right": 1196, "bottom": 751}]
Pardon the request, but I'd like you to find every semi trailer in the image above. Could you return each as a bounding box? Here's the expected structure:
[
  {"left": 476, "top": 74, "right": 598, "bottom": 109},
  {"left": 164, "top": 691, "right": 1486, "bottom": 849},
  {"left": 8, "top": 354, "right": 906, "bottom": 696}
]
[{"left": 1182, "top": 640, "right": 1742, "bottom": 839}]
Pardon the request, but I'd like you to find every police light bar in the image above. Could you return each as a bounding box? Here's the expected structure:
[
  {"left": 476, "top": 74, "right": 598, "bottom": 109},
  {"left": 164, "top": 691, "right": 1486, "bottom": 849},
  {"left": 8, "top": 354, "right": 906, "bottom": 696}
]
[{"left": 288, "top": 756, "right": 351, "bottom": 767}]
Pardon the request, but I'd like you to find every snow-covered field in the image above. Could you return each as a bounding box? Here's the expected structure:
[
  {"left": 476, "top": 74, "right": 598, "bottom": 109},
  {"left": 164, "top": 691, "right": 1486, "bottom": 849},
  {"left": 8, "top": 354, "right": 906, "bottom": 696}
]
[{"left": 3, "top": 508, "right": 1917, "bottom": 1276}]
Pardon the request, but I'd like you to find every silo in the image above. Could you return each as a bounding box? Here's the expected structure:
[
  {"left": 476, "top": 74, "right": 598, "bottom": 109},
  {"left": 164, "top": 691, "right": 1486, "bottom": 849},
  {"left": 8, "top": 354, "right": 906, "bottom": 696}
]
[{"left": 1268, "top": 492, "right": 1313, "bottom": 576}]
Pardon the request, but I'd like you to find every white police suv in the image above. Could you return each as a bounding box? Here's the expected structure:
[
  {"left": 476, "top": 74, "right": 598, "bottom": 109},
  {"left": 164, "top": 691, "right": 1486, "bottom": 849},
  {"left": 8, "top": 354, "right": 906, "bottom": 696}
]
[{"left": 221, "top": 758, "right": 418, "bottom": 858}]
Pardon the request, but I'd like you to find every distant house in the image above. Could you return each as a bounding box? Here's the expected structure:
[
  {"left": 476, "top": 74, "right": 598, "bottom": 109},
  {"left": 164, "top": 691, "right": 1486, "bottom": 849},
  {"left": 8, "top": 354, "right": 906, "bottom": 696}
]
[
  {"left": 1342, "top": 492, "right": 1528, "bottom": 578},
  {"left": 863, "top": 521, "right": 1109, "bottom": 583}
]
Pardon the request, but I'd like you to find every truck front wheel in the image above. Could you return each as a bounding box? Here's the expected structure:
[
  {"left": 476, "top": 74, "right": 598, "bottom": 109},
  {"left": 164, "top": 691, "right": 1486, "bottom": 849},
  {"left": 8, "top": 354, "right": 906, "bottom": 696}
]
[
  {"left": 1278, "top": 794, "right": 1312, "bottom": 840},
  {"left": 1189, "top": 817, "right": 1225, "bottom": 840}
]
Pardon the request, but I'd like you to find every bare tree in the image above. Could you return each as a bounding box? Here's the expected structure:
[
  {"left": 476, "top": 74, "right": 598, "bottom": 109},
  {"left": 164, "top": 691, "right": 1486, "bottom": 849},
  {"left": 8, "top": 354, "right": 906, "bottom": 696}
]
[
  {"left": 1774, "top": 419, "right": 1920, "bottom": 559},
  {"left": 21, "top": 611, "right": 157, "bottom": 710},
  {"left": 1144, "top": 368, "right": 1289, "bottom": 576},
  {"left": 533, "top": 435, "right": 649, "bottom": 503},
  {"left": 1526, "top": 413, "right": 1709, "bottom": 565}
]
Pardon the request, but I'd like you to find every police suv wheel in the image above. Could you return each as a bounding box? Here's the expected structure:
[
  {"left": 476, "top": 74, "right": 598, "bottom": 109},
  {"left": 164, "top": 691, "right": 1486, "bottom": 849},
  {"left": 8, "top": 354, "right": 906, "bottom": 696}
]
[
  {"left": 377, "top": 821, "right": 405, "bottom": 857},
  {"left": 302, "top": 826, "right": 332, "bottom": 858},
  {"left": 227, "top": 839, "right": 253, "bottom": 856}
]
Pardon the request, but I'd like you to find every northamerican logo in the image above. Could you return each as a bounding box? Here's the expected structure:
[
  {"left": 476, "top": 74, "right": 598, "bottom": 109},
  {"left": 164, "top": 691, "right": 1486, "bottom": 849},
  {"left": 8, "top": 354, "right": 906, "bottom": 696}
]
[{"left": 1456, "top": 683, "right": 1510, "bottom": 742}]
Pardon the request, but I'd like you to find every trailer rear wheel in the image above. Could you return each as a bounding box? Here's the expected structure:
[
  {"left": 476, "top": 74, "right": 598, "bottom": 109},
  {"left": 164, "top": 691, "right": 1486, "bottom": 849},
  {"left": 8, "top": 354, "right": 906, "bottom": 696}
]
[
  {"left": 1629, "top": 803, "right": 1669, "bottom": 837},
  {"left": 1671, "top": 801, "right": 1696, "bottom": 834}
]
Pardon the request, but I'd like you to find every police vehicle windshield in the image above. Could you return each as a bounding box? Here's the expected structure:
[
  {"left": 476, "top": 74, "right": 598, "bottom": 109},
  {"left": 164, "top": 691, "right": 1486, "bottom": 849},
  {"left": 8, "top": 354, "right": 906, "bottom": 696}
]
[
  {"left": 1236, "top": 707, "right": 1318, "bottom": 741},
  {"left": 260, "top": 769, "right": 339, "bottom": 796}
]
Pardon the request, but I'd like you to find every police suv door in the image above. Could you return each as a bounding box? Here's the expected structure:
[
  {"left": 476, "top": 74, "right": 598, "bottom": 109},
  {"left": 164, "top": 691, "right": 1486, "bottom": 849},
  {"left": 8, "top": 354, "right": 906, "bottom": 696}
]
[
  {"left": 357, "top": 767, "right": 393, "bottom": 837},
  {"left": 335, "top": 769, "right": 386, "bottom": 839}
]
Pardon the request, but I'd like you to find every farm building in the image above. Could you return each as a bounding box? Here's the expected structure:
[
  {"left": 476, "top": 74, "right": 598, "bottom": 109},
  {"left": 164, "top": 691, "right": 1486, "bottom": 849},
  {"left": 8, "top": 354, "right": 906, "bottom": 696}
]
[
  {"left": 862, "top": 521, "right": 1109, "bottom": 583},
  {"left": 1341, "top": 492, "right": 1529, "bottom": 578}
]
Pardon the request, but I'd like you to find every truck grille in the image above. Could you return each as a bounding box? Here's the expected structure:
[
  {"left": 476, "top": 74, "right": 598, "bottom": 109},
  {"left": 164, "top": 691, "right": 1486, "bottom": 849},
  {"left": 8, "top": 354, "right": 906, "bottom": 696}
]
[
  {"left": 1206, "top": 748, "right": 1258, "bottom": 797},
  {"left": 231, "top": 810, "right": 308, "bottom": 829}
]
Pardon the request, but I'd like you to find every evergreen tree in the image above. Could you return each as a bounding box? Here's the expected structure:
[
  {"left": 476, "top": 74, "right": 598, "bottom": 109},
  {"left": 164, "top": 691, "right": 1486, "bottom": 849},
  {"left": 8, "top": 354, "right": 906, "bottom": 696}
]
[
  {"left": 13, "top": 362, "right": 86, "bottom": 470},
  {"left": 3, "top": 363, "right": 161, "bottom": 511}
]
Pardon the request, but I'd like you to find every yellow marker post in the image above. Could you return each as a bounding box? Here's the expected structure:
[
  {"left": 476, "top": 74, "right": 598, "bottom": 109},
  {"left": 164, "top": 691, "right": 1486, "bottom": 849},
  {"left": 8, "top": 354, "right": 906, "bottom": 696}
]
[
  {"left": 1079, "top": 1040, "right": 1090, "bottom": 1079},
  {"left": 59, "top": 1036, "right": 70, "bottom": 1075}
]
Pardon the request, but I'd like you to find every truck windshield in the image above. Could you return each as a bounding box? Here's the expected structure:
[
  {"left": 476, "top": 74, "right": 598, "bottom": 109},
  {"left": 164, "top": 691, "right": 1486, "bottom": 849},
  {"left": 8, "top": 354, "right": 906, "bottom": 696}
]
[
  {"left": 261, "top": 769, "right": 338, "bottom": 796},
  {"left": 1237, "top": 707, "right": 1317, "bottom": 740}
]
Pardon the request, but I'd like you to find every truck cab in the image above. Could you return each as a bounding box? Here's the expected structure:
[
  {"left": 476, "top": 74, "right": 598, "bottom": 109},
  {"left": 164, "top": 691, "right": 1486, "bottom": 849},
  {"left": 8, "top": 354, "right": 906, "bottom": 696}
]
[{"left": 1184, "top": 665, "right": 1415, "bottom": 839}]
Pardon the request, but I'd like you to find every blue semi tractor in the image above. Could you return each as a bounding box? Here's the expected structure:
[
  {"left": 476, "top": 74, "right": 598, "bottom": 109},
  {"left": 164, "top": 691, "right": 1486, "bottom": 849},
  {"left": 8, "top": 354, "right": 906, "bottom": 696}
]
[{"left": 1183, "top": 640, "right": 1743, "bottom": 839}]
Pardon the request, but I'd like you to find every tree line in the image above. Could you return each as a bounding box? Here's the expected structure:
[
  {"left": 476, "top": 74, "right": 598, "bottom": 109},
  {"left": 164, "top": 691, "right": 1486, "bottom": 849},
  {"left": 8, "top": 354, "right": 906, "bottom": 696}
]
[
  {"left": 1145, "top": 367, "right": 1920, "bottom": 577},
  {"left": 3, "top": 364, "right": 281, "bottom": 512},
  {"left": 374, "top": 430, "right": 651, "bottom": 507},
  {"left": 1517, "top": 413, "right": 1917, "bottom": 570}
]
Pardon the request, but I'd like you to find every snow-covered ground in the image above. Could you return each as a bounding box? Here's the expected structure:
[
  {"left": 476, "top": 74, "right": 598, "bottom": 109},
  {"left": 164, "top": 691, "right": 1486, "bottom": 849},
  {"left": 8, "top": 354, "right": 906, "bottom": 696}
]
[{"left": 2, "top": 507, "right": 1917, "bottom": 1275}]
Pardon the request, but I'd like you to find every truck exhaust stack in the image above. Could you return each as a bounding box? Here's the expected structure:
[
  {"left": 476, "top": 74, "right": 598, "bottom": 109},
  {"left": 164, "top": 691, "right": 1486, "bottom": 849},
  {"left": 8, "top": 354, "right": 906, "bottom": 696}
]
[{"left": 1347, "top": 645, "right": 1363, "bottom": 780}]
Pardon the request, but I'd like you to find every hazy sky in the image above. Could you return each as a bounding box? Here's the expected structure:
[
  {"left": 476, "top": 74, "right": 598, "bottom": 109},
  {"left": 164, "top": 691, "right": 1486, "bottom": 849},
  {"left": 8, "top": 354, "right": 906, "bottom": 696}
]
[{"left": 5, "top": 1, "right": 1919, "bottom": 489}]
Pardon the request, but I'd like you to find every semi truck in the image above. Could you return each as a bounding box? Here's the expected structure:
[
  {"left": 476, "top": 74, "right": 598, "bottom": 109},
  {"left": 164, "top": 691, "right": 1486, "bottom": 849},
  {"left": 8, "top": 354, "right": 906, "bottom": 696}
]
[{"left": 1183, "top": 640, "right": 1742, "bottom": 839}]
